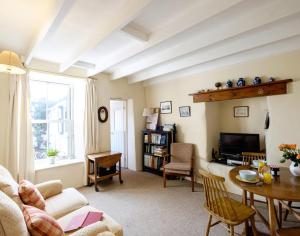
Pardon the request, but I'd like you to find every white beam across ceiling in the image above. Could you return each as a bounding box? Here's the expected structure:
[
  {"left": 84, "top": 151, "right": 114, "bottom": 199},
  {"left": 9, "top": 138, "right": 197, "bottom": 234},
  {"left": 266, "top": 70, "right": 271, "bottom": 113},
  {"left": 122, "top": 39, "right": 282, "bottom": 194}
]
[
  {"left": 88, "top": 0, "right": 243, "bottom": 76},
  {"left": 112, "top": 0, "right": 300, "bottom": 80},
  {"left": 25, "top": 0, "right": 76, "bottom": 66},
  {"left": 129, "top": 14, "right": 300, "bottom": 83},
  {"left": 142, "top": 35, "right": 300, "bottom": 87},
  {"left": 121, "top": 23, "right": 149, "bottom": 42},
  {"left": 59, "top": 0, "right": 153, "bottom": 73}
]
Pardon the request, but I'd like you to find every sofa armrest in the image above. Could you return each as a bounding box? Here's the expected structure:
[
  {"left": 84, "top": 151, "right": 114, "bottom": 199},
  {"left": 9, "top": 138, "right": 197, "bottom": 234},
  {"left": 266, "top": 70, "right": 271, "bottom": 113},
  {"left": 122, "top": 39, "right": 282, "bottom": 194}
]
[
  {"left": 35, "top": 180, "right": 63, "bottom": 199},
  {"left": 69, "top": 222, "right": 109, "bottom": 236}
]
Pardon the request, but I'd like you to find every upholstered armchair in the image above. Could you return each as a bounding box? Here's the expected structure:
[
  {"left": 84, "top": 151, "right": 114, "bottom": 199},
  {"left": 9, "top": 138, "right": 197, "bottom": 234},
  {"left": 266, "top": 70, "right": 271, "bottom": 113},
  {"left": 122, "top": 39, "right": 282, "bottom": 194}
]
[{"left": 163, "top": 143, "right": 194, "bottom": 192}]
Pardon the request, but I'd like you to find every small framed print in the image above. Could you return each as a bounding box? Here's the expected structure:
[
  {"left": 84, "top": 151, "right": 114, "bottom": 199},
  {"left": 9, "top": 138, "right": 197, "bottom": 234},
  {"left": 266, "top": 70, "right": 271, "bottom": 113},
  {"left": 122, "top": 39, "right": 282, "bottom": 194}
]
[
  {"left": 179, "top": 106, "right": 191, "bottom": 117},
  {"left": 160, "top": 101, "right": 172, "bottom": 114},
  {"left": 234, "top": 106, "right": 249, "bottom": 117}
]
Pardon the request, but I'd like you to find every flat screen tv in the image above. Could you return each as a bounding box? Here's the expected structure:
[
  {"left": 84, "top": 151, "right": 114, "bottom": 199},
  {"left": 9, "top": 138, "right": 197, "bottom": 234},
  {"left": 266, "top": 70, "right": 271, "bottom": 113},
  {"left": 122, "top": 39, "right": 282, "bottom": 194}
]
[{"left": 219, "top": 132, "right": 260, "bottom": 155}]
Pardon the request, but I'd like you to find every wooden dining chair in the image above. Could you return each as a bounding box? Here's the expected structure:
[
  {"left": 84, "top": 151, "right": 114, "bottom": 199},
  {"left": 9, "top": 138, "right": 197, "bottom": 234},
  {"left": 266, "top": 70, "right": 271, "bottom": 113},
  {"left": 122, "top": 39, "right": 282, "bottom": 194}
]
[
  {"left": 241, "top": 152, "right": 266, "bottom": 166},
  {"left": 278, "top": 227, "right": 300, "bottom": 236},
  {"left": 199, "top": 170, "right": 257, "bottom": 236},
  {"left": 279, "top": 200, "right": 300, "bottom": 227}
]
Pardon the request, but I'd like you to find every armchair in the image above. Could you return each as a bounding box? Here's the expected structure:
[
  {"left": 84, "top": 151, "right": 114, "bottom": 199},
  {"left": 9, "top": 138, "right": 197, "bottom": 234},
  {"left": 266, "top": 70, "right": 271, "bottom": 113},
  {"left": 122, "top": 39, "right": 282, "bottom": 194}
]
[{"left": 163, "top": 143, "right": 194, "bottom": 192}]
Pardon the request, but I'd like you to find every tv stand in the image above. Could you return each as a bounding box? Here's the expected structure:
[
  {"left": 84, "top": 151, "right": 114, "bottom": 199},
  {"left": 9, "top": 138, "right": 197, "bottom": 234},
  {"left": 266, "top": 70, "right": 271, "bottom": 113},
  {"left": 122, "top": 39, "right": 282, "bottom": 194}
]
[{"left": 221, "top": 153, "right": 243, "bottom": 166}]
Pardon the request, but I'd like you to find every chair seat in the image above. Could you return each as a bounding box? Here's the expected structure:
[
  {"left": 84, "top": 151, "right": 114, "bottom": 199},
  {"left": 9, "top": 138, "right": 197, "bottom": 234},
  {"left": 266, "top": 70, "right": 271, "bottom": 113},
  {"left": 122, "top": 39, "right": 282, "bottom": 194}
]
[
  {"left": 278, "top": 227, "right": 300, "bottom": 236},
  {"left": 164, "top": 162, "right": 191, "bottom": 171},
  {"left": 205, "top": 197, "right": 256, "bottom": 225}
]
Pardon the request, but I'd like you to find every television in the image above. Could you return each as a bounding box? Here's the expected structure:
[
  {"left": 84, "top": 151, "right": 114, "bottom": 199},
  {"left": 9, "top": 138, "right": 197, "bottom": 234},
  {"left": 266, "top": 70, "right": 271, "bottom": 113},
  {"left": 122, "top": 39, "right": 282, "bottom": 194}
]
[{"left": 219, "top": 132, "right": 260, "bottom": 155}]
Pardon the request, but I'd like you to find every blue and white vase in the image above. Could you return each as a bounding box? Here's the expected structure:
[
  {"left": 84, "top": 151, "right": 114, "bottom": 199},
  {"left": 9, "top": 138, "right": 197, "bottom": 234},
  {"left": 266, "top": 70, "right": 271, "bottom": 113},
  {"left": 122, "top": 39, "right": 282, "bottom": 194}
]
[
  {"left": 253, "top": 77, "right": 262, "bottom": 85},
  {"left": 237, "top": 78, "right": 246, "bottom": 87},
  {"left": 225, "top": 80, "right": 233, "bottom": 88}
]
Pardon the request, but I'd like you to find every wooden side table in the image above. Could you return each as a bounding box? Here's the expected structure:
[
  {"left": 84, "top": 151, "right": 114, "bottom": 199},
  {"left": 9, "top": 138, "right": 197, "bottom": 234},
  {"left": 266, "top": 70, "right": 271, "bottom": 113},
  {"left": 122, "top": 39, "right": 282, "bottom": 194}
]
[{"left": 87, "top": 151, "right": 123, "bottom": 192}]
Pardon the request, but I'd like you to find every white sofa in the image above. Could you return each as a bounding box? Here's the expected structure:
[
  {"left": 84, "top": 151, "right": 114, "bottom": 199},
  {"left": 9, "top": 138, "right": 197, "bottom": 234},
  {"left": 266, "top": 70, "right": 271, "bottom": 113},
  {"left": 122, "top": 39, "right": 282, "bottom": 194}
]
[{"left": 0, "top": 165, "right": 123, "bottom": 236}]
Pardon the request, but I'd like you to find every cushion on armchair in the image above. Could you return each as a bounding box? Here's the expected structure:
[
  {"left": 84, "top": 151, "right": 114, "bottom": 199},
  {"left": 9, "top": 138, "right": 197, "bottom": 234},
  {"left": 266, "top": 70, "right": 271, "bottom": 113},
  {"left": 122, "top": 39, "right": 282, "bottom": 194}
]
[
  {"left": 35, "top": 180, "right": 63, "bottom": 199},
  {"left": 45, "top": 188, "right": 88, "bottom": 219},
  {"left": 58, "top": 206, "right": 123, "bottom": 236},
  {"left": 0, "top": 190, "right": 29, "bottom": 236},
  {"left": 19, "top": 180, "right": 46, "bottom": 210},
  {"left": 22, "top": 205, "right": 64, "bottom": 236},
  {"left": 0, "top": 165, "right": 23, "bottom": 206}
]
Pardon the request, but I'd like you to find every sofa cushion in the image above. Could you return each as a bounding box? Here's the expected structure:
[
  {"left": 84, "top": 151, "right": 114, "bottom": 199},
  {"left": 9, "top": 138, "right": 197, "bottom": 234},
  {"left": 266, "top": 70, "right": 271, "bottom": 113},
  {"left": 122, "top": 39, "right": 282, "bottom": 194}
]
[
  {"left": 57, "top": 206, "right": 123, "bottom": 236},
  {"left": 22, "top": 205, "right": 64, "bottom": 236},
  {"left": 45, "top": 188, "right": 88, "bottom": 219},
  {"left": 35, "top": 180, "right": 63, "bottom": 199},
  {"left": 0, "top": 190, "right": 29, "bottom": 236},
  {"left": 67, "top": 222, "right": 109, "bottom": 236},
  {"left": 19, "top": 180, "right": 46, "bottom": 210},
  {"left": 0, "top": 165, "right": 22, "bottom": 206}
]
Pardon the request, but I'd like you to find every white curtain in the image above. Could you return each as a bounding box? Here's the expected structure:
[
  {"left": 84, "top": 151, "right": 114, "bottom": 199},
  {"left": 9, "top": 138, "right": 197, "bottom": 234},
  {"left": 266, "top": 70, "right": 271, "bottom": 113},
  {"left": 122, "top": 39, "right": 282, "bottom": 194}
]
[
  {"left": 83, "top": 78, "right": 100, "bottom": 184},
  {"left": 5, "top": 72, "right": 34, "bottom": 182}
]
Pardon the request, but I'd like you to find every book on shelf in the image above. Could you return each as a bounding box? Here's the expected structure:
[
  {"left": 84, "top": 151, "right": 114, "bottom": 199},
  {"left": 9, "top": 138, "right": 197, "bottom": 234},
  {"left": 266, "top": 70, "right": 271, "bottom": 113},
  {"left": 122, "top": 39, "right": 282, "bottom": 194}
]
[
  {"left": 144, "top": 154, "right": 163, "bottom": 169},
  {"left": 144, "top": 134, "right": 149, "bottom": 143},
  {"left": 153, "top": 146, "right": 168, "bottom": 157}
]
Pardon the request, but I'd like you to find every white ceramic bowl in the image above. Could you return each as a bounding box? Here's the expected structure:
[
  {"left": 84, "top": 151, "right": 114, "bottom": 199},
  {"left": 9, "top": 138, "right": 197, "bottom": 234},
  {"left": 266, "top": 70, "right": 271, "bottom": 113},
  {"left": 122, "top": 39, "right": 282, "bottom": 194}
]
[{"left": 239, "top": 170, "right": 257, "bottom": 181}]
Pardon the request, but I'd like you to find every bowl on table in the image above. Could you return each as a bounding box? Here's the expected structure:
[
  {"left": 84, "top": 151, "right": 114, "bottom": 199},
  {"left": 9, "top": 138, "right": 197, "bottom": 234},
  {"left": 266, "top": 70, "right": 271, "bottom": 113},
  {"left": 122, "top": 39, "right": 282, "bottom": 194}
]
[{"left": 239, "top": 170, "right": 257, "bottom": 181}]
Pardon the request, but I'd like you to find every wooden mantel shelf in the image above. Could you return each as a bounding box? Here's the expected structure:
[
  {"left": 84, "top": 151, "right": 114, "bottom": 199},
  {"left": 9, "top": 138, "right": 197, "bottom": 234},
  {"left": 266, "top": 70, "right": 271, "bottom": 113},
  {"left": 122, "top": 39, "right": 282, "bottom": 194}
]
[{"left": 190, "top": 79, "right": 293, "bottom": 103}]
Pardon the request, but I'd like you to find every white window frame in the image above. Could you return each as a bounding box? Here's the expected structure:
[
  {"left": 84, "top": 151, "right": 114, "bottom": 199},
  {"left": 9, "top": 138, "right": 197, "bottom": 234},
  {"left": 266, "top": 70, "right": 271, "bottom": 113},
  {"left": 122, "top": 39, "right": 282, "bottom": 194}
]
[{"left": 30, "top": 78, "right": 75, "bottom": 164}]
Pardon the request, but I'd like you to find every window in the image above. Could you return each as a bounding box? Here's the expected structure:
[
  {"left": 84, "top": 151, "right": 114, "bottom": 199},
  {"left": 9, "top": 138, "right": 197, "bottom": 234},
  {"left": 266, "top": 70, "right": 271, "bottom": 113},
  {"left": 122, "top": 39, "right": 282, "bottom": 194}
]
[{"left": 30, "top": 80, "right": 74, "bottom": 162}]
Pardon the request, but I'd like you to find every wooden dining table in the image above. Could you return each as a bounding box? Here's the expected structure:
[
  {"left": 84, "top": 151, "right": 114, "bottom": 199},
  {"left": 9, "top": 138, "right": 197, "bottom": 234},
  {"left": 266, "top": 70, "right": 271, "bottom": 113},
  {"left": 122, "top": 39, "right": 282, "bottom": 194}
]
[{"left": 229, "top": 165, "right": 300, "bottom": 236}]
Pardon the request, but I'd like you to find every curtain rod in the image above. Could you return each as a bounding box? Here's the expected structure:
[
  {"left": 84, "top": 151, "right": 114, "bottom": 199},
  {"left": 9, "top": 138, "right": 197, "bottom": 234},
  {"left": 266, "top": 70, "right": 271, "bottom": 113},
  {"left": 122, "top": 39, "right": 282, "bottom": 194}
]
[{"left": 28, "top": 68, "right": 98, "bottom": 80}]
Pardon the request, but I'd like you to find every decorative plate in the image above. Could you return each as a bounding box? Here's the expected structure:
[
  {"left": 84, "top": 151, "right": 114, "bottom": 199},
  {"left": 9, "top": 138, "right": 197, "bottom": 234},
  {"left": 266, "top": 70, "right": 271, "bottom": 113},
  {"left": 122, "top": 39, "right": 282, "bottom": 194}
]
[{"left": 236, "top": 175, "right": 260, "bottom": 183}]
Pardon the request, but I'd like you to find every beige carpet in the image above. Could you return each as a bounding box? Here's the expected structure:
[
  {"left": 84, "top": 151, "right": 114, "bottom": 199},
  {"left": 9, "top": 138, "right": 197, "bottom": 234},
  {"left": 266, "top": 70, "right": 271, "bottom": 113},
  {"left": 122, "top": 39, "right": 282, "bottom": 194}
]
[{"left": 79, "top": 169, "right": 300, "bottom": 236}]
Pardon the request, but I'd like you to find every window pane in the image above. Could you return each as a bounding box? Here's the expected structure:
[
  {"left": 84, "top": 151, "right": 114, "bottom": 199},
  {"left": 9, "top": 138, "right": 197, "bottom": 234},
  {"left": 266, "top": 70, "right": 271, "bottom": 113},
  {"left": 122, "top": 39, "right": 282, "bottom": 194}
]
[
  {"left": 48, "top": 121, "right": 72, "bottom": 159},
  {"left": 47, "top": 83, "right": 70, "bottom": 120},
  {"left": 32, "top": 123, "right": 47, "bottom": 159},
  {"left": 30, "top": 81, "right": 47, "bottom": 120}
]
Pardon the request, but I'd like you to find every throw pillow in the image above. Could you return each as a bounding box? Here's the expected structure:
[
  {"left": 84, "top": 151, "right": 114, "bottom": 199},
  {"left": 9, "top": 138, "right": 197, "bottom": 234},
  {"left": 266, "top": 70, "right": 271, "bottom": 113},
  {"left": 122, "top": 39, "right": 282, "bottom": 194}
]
[
  {"left": 19, "top": 180, "right": 46, "bottom": 210},
  {"left": 22, "top": 205, "right": 64, "bottom": 236},
  {"left": 0, "top": 190, "right": 29, "bottom": 236},
  {"left": 0, "top": 165, "right": 23, "bottom": 207}
]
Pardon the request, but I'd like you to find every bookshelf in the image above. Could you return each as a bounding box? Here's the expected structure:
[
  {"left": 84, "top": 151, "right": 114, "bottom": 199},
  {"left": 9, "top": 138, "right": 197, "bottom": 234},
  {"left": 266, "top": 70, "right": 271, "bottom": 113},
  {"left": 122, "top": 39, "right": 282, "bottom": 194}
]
[{"left": 142, "top": 129, "right": 175, "bottom": 176}]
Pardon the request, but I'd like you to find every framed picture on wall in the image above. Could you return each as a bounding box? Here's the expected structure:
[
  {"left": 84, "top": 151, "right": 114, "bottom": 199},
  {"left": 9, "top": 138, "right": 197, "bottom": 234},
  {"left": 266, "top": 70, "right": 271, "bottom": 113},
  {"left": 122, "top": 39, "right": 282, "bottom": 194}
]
[
  {"left": 234, "top": 106, "right": 249, "bottom": 117},
  {"left": 179, "top": 106, "right": 191, "bottom": 117},
  {"left": 160, "top": 101, "right": 172, "bottom": 114}
]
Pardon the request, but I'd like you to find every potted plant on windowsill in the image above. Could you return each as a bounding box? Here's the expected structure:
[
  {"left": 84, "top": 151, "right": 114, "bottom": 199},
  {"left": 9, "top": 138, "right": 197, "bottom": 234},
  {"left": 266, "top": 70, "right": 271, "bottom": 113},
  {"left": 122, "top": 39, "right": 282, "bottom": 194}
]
[{"left": 47, "top": 149, "right": 59, "bottom": 164}]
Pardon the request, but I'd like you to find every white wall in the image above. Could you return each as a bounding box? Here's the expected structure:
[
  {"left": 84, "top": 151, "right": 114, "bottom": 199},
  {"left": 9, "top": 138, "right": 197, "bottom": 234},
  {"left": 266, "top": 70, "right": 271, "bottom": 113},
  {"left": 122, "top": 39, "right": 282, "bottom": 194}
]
[
  {"left": 145, "top": 49, "right": 300, "bottom": 193},
  {"left": 266, "top": 81, "right": 300, "bottom": 166},
  {"left": 35, "top": 162, "right": 84, "bottom": 188},
  {"left": 94, "top": 74, "right": 146, "bottom": 171},
  {"left": 218, "top": 97, "right": 267, "bottom": 151}
]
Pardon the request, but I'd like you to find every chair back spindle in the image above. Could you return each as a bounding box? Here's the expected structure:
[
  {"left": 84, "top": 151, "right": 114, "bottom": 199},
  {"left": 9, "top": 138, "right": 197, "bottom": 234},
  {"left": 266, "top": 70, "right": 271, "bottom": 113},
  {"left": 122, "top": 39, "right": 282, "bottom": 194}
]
[
  {"left": 242, "top": 152, "right": 266, "bottom": 166},
  {"left": 199, "top": 170, "right": 237, "bottom": 221}
]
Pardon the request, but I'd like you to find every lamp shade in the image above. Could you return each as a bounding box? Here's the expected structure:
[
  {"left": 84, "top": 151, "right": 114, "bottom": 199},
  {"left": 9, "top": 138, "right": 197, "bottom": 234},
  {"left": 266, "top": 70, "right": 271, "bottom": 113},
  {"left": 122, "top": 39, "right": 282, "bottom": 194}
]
[
  {"left": 142, "top": 108, "right": 153, "bottom": 117},
  {"left": 0, "top": 50, "right": 26, "bottom": 74}
]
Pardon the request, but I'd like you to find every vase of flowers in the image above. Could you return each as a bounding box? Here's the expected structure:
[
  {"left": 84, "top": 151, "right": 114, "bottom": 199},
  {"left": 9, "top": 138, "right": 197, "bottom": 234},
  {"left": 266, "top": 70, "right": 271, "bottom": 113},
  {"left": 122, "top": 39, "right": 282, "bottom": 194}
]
[
  {"left": 279, "top": 144, "right": 300, "bottom": 176},
  {"left": 47, "top": 149, "right": 59, "bottom": 165}
]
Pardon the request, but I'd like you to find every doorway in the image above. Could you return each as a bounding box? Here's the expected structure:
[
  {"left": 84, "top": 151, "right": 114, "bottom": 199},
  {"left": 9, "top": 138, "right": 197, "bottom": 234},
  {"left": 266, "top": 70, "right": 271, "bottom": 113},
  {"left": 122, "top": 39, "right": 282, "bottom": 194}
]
[{"left": 110, "top": 100, "right": 127, "bottom": 168}]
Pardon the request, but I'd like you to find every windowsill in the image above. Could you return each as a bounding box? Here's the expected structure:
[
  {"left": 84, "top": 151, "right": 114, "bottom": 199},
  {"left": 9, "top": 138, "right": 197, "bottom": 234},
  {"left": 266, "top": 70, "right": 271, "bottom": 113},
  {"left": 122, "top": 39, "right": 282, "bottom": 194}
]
[{"left": 35, "top": 159, "right": 84, "bottom": 171}]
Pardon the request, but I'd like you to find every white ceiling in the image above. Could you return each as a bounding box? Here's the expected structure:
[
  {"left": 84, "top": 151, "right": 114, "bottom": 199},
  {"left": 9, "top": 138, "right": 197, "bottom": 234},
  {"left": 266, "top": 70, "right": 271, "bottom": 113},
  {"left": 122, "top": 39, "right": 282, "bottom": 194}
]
[{"left": 1, "top": 0, "right": 300, "bottom": 84}]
